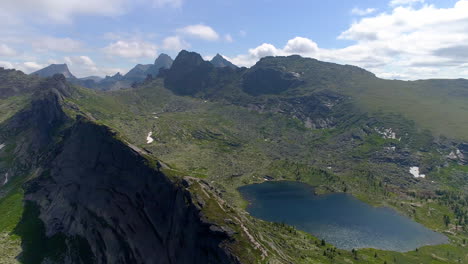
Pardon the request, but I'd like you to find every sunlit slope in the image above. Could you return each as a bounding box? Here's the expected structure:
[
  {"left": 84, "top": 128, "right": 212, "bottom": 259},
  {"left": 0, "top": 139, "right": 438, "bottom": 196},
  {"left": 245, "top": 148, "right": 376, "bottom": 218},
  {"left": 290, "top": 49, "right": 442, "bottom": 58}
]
[
  {"left": 345, "top": 78, "right": 468, "bottom": 140},
  {"left": 252, "top": 55, "right": 468, "bottom": 140}
]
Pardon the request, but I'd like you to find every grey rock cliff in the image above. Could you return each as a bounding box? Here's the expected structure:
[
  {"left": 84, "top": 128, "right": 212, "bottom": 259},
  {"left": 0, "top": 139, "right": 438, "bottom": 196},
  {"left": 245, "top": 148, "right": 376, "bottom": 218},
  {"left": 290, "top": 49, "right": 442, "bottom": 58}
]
[
  {"left": 25, "top": 118, "right": 240, "bottom": 263},
  {"left": 31, "top": 64, "right": 76, "bottom": 79}
]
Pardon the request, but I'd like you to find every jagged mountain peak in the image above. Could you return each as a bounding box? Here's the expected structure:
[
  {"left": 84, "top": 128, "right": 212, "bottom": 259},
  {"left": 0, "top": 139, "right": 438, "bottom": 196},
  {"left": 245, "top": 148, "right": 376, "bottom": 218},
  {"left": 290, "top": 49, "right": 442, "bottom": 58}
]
[
  {"left": 174, "top": 50, "right": 208, "bottom": 66},
  {"left": 210, "top": 54, "right": 238, "bottom": 69},
  {"left": 31, "top": 64, "right": 76, "bottom": 79},
  {"left": 154, "top": 53, "right": 173, "bottom": 66}
]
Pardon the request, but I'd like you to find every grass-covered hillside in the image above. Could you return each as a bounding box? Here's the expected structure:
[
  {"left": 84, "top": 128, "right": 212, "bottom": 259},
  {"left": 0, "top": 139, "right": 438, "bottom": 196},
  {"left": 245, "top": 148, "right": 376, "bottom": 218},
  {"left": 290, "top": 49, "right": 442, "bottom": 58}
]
[{"left": 0, "top": 53, "right": 467, "bottom": 263}]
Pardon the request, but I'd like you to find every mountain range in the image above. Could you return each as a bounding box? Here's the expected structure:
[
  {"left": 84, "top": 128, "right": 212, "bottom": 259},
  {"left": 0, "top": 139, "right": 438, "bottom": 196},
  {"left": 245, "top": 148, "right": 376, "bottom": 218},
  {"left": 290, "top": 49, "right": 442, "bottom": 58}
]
[
  {"left": 30, "top": 53, "right": 239, "bottom": 91},
  {"left": 0, "top": 50, "right": 467, "bottom": 264}
]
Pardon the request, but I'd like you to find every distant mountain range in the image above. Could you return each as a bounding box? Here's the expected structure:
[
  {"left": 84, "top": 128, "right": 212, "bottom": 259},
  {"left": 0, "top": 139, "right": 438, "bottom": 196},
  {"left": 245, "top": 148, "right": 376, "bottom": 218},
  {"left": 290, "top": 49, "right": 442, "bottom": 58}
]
[{"left": 29, "top": 53, "right": 238, "bottom": 91}]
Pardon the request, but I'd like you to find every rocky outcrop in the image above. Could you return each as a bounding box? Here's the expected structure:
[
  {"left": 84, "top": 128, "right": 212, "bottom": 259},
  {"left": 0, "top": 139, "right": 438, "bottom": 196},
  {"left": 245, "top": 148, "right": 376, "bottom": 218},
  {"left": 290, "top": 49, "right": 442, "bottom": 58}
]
[
  {"left": 0, "top": 67, "right": 41, "bottom": 98},
  {"left": 161, "top": 50, "right": 240, "bottom": 97},
  {"left": 246, "top": 90, "right": 344, "bottom": 129},
  {"left": 23, "top": 117, "right": 240, "bottom": 264},
  {"left": 1, "top": 76, "right": 243, "bottom": 263},
  {"left": 242, "top": 67, "right": 304, "bottom": 96},
  {"left": 448, "top": 143, "right": 468, "bottom": 164},
  {"left": 147, "top": 53, "right": 174, "bottom": 77},
  {"left": 123, "top": 64, "right": 153, "bottom": 82},
  {"left": 1, "top": 74, "right": 72, "bottom": 165}
]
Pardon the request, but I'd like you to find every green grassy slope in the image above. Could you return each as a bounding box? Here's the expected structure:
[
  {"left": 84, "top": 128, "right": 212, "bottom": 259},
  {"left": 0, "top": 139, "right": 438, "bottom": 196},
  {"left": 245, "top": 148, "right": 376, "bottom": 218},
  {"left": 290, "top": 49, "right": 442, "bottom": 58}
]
[
  {"left": 67, "top": 80, "right": 468, "bottom": 263},
  {"left": 253, "top": 56, "right": 468, "bottom": 141}
]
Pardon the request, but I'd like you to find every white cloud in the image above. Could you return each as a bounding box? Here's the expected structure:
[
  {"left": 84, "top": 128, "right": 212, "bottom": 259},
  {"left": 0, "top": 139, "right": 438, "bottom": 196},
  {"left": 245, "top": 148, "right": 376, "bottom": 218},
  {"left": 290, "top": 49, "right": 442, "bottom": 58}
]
[
  {"left": 23, "top": 61, "right": 45, "bottom": 71},
  {"left": 0, "top": 44, "right": 16, "bottom": 57},
  {"left": 249, "top": 43, "right": 279, "bottom": 58},
  {"left": 0, "top": 0, "right": 184, "bottom": 23},
  {"left": 0, "top": 61, "right": 14, "bottom": 69},
  {"left": 32, "top": 37, "right": 83, "bottom": 53},
  {"left": 0, "top": 61, "right": 44, "bottom": 73},
  {"left": 152, "top": 0, "right": 183, "bottom": 8},
  {"left": 64, "top": 56, "right": 95, "bottom": 67},
  {"left": 390, "top": 0, "right": 425, "bottom": 6},
  {"left": 162, "top": 36, "right": 190, "bottom": 51},
  {"left": 351, "top": 7, "right": 377, "bottom": 16},
  {"left": 224, "top": 34, "right": 233, "bottom": 43},
  {"left": 284, "top": 37, "right": 318, "bottom": 54},
  {"left": 0, "top": 0, "right": 128, "bottom": 23},
  {"left": 103, "top": 40, "right": 157, "bottom": 59},
  {"left": 230, "top": 1, "right": 468, "bottom": 79},
  {"left": 177, "top": 24, "right": 220, "bottom": 41},
  {"left": 64, "top": 55, "right": 103, "bottom": 76}
]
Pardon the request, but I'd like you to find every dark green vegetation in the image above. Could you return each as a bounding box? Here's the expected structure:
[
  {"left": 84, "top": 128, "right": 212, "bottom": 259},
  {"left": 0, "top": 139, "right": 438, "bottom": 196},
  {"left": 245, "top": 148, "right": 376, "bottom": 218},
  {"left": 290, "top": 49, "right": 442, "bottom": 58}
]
[{"left": 0, "top": 51, "right": 467, "bottom": 263}]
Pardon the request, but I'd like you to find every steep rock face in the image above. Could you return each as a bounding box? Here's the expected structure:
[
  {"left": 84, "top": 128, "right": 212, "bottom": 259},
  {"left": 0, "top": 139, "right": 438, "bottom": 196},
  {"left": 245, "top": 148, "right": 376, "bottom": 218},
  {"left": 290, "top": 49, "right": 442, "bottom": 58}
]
[
  {"left": 147, "top": 53, "right": 174, "bottom": 77},
  {"left": 1, "top": 74, "right": 71, "bottom": 165},
  {"left": 162, "top": 50, "right": 241, "bottom": 97},
  {"left": 242, "top": 67, "right": 304, "bottom": 96},
  {"left": 31, "top": 64, "right": 76, "bottom": 79},
  {"left": 162, "top": 50, "right": 215, "bottom": 96},
  {"left": 124, "top": 54, "right": 174, "bottom": 83},
  {"left": 246, "top": 90, "right": 344, "bottom": 129},
  {"left": 124, "top": 64, "right": 152, "bottom": 82},
  {"left": 24, "top": 117, "right": 240, "bottom": 264}
]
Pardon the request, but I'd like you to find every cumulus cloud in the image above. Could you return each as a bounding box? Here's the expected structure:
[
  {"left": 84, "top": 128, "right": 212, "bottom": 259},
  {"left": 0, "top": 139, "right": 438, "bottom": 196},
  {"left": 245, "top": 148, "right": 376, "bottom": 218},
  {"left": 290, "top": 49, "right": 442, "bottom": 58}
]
[
  {"left": 64, "top": 55, "right": 105, "bottom": 76},
  {"left": 230, "top": 1, "right": 468, "bottom": 80},
  {"left": 0, "top": 60, "right": 45, "bottom": 73},
  {"left": 0, "top": 44, "right": 16, "bottom": 57},
  {"left": 32, "top": 37, "right": 84, "bottom": 53},
  {"left": 0, "top": 61, "right": 14, "bottom": 69},
  {"left": 0, "top": 0, "right": 128, "bottom": 23},
  {"left": 103, "top": 40, "right": 157, "bottom": 59},
  {"left": 0, "top": 0, "right": 184, "bottom": 23},
  {"left": 351, "top": 8, "right": 377, "bottom": 16},
  {"left": 162, "top": 36, "right": 190, "bottom": 51},
  {"left": 177, "top": 24, "right": 220, "bottom": 41},
  {"left": 228, "top": 38, "right": 318, "bottom": 67},
  {"left": 284, "top": 37, "right": 319, "bottom": 54}
]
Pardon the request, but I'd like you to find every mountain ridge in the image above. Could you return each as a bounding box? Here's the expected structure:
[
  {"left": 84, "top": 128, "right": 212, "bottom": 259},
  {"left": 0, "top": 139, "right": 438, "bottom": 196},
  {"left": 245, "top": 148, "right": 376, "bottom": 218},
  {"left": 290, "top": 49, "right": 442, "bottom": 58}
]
[{"left": 31, "top": 64, "right": 76, "bottom": 79}]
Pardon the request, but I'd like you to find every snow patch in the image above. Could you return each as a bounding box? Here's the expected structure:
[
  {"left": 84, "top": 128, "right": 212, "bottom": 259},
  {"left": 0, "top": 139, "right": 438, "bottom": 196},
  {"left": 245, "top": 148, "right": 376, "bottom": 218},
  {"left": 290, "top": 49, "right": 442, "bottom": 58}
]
[
  {"left": 448, "top": 150, "right": 458, "bottom": 160},
  {"left": 0, "top": 143, "right": 4, "bottom": 150},
  {"left": 290, "top": 72, "right": 301, "bottom": 78},
  {"left": 146, "top": 132, "right": 154, "bottom": 144},
  {"left": 409, "top": 167, "right": 425, "bottom": 178},
  {"left": 3, "top": 173, "right": 8, "bottom": 186},
  {"left": 375, "top": 127, "right": 399, "bottom": 140}
]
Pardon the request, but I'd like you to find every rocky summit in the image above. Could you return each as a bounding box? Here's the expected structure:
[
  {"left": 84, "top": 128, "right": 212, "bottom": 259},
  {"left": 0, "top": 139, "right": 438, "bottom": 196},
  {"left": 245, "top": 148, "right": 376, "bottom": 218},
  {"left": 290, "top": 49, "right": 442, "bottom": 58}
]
[{"left": 31, "top": 64, "right": 76, "bottom": 79}]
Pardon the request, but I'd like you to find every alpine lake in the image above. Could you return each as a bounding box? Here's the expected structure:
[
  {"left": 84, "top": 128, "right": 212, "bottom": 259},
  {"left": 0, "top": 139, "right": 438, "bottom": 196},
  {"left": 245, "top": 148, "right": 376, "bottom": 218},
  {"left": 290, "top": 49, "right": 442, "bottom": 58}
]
[{"left": 238, "top": 181, "right": 448, "bottom": 252}]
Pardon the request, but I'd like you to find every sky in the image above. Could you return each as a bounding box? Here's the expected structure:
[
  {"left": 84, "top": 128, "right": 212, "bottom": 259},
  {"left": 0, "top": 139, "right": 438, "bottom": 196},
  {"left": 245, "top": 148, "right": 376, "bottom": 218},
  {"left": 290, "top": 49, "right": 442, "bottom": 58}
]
[{"left": 1, "top": 0, "right": 467, "bottom": 80}]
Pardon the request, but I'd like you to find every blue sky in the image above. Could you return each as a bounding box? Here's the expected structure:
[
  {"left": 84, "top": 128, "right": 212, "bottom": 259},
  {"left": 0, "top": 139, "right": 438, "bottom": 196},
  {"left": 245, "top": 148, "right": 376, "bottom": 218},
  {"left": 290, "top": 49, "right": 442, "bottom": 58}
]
[{"left": 1, "top": 0, "right": 467, "bottom": 79}]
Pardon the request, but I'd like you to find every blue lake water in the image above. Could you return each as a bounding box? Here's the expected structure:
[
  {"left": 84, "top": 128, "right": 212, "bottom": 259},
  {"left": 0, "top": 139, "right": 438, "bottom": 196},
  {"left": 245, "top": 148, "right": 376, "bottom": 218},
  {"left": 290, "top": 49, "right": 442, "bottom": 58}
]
[{"left": 238, "top": 181, "right": 448, "bottom": 252}]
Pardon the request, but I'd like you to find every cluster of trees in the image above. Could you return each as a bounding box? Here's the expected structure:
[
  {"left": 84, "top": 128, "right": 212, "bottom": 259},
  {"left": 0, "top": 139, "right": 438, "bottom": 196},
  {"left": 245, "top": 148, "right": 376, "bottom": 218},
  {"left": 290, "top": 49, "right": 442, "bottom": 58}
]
[{"left": 436, "top": 190, "right": 468, "bottom": 230}]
